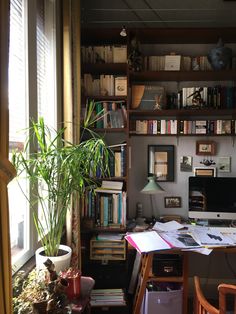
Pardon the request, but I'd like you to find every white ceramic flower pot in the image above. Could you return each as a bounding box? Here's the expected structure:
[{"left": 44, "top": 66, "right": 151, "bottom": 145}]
[{"left": 35, "top": 244, "right": 72, "bottom": 273}]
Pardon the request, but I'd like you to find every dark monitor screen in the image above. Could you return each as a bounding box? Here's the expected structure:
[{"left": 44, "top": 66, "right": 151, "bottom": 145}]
[{"left": 188, "top": 176, "right": 236, "bottom": 221}]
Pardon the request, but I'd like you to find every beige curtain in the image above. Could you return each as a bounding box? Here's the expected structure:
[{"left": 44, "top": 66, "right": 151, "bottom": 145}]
[
  {"left": 0, "top": 1, "right": 16, "bottom": 313},
  {"left": 63, "top": 0, "right": 82, "bottom": 269}
]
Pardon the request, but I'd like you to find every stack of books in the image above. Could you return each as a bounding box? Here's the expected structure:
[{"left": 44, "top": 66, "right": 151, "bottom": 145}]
[{"left": 90, "top": 288, "right": 126, "bottom": 307}]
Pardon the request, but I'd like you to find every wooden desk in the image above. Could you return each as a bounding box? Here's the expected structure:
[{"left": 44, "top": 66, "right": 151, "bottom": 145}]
[{"left": 132, "top": 247, "right": 236, "bottom": 314}]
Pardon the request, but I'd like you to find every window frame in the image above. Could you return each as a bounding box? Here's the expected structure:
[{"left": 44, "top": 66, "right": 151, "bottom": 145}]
[{"left": 9, "top": 0, "right": 62, "bottom": 272}]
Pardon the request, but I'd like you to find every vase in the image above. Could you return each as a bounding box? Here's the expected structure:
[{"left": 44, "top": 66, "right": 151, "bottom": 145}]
[{"left": 35, "top": 244, "right": 72, "bottom": 273}]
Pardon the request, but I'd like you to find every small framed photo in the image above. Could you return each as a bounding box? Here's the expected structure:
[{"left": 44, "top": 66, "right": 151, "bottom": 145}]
[
  {"left": 196, "top": 141, "right": 216, "bottom": 156},
  {"left": 218, "top": 156, "right": 231, "bottom": 173},
  {"left": 194, "top": 167, "right": 216, "bottom": 177},
  {"left": 180, "top": 156, "right": 192, "bottom": 172},
  {"left": 164, "top": 197, "right": 181, "bottom": 208}
]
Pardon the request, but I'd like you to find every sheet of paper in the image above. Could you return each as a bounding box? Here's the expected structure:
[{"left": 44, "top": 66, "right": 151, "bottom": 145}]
[
  {"left": 125, "top": 231, "right": 170, "bottom": 253},
  {"left": 160, "top": 231, "right": 201, "bottom": 248},
  {"left": 153, "top": 220, "right": 184, "bottom": 232},
  {"left": 192, "top": 227, "right": 234, "bottom": 246},
  {"left": 182, "top": 247, "right": 212, "bottom": 255}
]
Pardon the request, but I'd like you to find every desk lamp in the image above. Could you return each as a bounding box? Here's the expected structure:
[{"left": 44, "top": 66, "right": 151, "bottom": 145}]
[{"left": 141, "top": 175, "right": 164, "bottom": 221}]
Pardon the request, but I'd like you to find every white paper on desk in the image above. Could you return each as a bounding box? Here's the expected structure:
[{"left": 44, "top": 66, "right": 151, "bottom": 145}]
[
  {"left": 125, "top": 231, "right": 170, "bottom": 253},
  {"left": 160, "top": 231, "right": 201, "bottom": 249},
  {"left": 152, "top": 220, "right": 184, "bottom": 232},
  {"left": 192, "top": 227, "right": 234, "bottom": 246},
  {"left": 182, "top": 247, "right": 212, "bottom": 255}
]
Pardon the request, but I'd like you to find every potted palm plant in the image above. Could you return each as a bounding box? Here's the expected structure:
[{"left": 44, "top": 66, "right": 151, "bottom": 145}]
[{"left": 12, "top": 101, "right": 110, "bottom": 271}]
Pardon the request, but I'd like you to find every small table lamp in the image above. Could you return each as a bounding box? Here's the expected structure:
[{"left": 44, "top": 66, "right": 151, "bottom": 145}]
[{"left": 141, "top": 175, "right": 164, "bottom": 221}]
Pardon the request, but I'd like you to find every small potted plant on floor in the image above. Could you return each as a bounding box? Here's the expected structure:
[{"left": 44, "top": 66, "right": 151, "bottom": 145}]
[{"left": 12, "top": 101, "right": 110, "bottom": 271}]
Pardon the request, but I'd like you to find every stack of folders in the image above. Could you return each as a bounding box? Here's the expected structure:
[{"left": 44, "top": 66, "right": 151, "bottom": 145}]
[{"left": 90, "top": 288, "right": 126, "bottom": 307}]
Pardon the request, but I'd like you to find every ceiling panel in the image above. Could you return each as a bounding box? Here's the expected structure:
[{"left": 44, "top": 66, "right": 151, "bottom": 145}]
[{"left": 81, "top": 0, "right": 236, "bottom": 28}]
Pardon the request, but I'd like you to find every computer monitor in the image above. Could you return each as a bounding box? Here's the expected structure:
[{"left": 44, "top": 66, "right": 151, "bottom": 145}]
[{"left": 188, "top": 176, "right": 236, "bottom": 221}]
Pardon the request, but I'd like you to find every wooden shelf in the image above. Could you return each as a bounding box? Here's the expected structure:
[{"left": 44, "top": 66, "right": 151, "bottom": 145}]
[
  {"left": 128, "top": 109, "right": 236, "bottom": 117},
  {"left": 87, "top": 95, "right": 127, "bottom": 101},
  {"left": 94, "top": 127, "right": 128, "bottom": 133},
  {"left": 82, "top": 63, "right": 127, "bottom": 75},
  {"left": 129, "top": 70, "right": 236, "bottom": 82}
]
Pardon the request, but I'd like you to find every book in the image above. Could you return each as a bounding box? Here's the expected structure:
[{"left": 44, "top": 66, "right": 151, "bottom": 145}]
[
  {"left": 115, "top": 76, "right": 127, "bottom": 96},
  {"left": 125, "top": 231, "right": 171, "bottom": 253},
  {"left": 112, "top": 45, "right": 127, "bottom": 63},
  {"left": 164, "top": 55, "right": 181, "bottom": 71},
  {"left": 125, "top": 230, "right": 201, "bottom": 254},
  {"left": 131, "top": 85, "right": 166, "bottom": 110}
]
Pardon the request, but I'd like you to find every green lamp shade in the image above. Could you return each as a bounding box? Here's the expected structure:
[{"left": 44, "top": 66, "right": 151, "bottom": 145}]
[{"left": 141, "top": 176, "right": 164, "bottom": 194}]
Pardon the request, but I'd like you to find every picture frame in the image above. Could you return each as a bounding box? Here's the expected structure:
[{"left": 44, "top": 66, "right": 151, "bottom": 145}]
[
  {"left": 194, "top": 167, "right": 216, "bottom": 177},
  {"left": 180, "top": 156, "right": 193, "bottom": 172},
  {"left": 148, "top": 145, "right": 174, "bottom": 182},
  {"left": 164, "top": 197, "right": 181, "bottom": 208},
  {"left": 196, "top": 140, "right": 216, "bottom": 156},
  {"left": 218, "top": 156, "right": 231, "bottom": 173}
]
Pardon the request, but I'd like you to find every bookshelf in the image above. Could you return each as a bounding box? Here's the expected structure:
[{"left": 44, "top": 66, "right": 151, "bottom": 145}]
[
  {"left": 81, "top": 27, "right": 236, "bottom": 312},
  {"left": 80, "top": 29, "right": 130, "bottom": 299}
]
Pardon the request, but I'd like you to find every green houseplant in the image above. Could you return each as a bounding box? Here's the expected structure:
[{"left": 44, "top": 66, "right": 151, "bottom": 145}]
[{"left": 12, "top": 102, "right": 110, "bottom": 269}]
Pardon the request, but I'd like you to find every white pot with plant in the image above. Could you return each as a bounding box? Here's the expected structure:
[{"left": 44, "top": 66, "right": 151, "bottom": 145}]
[{"left": 12, "top": 102, "right": 110, "bottom": 272}]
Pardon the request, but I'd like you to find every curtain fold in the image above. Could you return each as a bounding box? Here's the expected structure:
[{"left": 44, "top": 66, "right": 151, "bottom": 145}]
[
  {"left": 0, "top": 1, "right": 16, "bottom": 313},
  {"left": 63, "top": 0, "right": 82, "bottom": 269}
]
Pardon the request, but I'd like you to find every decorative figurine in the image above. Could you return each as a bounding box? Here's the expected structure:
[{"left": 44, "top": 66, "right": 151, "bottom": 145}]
[
  {"left": 128, "top": 36, "right": 143, "bottom": 72},
  {"left": 187, "top": 87, "right": 205, "bottom": 107},
  {"left": 208, "top": 38, "right": 232, "bottom": 70}
]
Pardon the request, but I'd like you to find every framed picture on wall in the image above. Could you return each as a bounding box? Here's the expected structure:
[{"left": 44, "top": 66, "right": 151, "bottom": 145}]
[
  {"left": 196, "top": 141, "right": 216, "bottom": 156},
  {"left": 148, "top": 145, "right": 174, "bottom": 181},
  {"left": 218, "top": 157, "right": 231, "bottom": 173},
  {"left": 164, "top": 196, "right": 181, "bottom": 208},
  {"left": 194, "top": 167, "right": 216, "bottom": 177}
]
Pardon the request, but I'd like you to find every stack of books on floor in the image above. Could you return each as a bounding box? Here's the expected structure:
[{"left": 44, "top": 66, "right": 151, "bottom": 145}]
[{"left": 90, "top": 288, "right": 126, "bottom": 307}]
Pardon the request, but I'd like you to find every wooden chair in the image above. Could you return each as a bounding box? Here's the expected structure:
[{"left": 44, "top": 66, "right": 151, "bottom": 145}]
[{"left": 194, "top": 275, "right": 236, "bottom": 314}]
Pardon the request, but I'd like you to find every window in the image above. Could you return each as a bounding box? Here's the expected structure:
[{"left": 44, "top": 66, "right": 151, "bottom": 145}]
[{"left": 8, "top": 0, "right": 59, "bottom": 271}]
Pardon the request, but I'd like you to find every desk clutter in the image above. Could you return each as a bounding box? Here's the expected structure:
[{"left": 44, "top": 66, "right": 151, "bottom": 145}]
[{"left": 125, "top": 220, "right": 236, "bottom": 254}]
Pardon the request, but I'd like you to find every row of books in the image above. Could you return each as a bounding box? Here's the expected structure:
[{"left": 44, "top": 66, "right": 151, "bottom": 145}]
[
  {"left": 144, "top": 55, "right": 211, "bottom": 71},
  {"left": 132, "top": 119, "right": 236, "bottom": 135},
  {"left": 131, "top": 85, "right": 236, "bottom": 111},
  {"left": 108, "top": 143, "right": 126, "bottom": 177},
  {"left": 81, "top": 181, "right": 126, "bottom": 228},
  {"left": 180, "top": 119, "right": 235, "bottom": 135},
  {"left": 134, "top": 119, "right": 178, "bottom": 135},
  {"left": 94, "top": 101, "right": 127, "bottom": 129},
  {"left": 143, "top": 55, "right": 236, "bottom": 71},
  {"left": 180, "top": 86, "right": 236, "bottom": 109},
  {"left": 81, "top": 45, "right": 127, "bottom": 64},
  {"left": 83, "top": 74, "right": 127, "bottom": 97}
]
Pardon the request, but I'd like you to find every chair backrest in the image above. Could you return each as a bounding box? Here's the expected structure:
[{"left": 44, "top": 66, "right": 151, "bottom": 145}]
[
  {"left": 194, "top": 276, "right": 219, "bottom": 314},
  {"left": 194, "top": 276, "right": 236, "bottom": 314}
]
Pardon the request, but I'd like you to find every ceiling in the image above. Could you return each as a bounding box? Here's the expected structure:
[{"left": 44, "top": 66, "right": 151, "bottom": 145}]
[{"left": 81, "top": 0, "right": 236, "bottom": 29}]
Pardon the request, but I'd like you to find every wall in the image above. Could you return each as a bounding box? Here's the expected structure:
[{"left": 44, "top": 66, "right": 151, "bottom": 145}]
[
  {"left": 128, "top": 42, "right": 236, "bottom": 220},
  {"left": 128, "top": 136, "right": 236, "bottom": 219}
]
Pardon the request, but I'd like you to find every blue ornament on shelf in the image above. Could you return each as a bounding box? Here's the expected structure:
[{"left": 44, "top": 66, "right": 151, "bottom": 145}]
[{"left": 208, "top": 38, "right": 232, "bottom": 70}]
